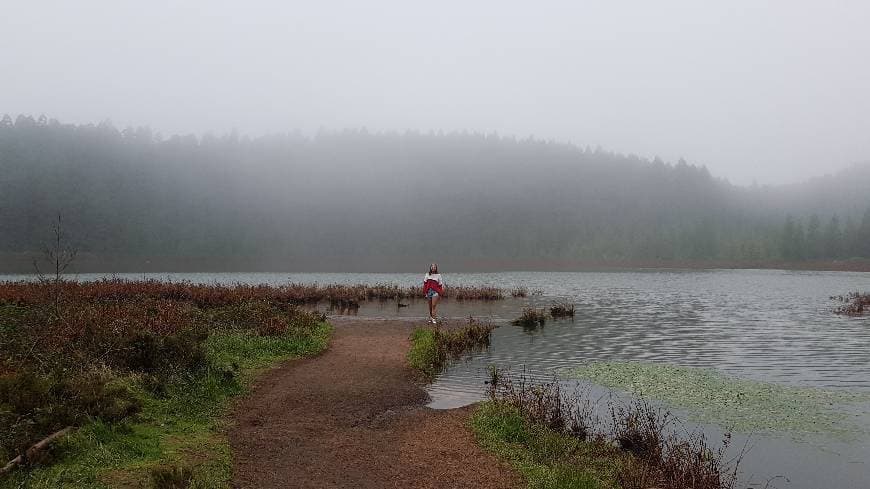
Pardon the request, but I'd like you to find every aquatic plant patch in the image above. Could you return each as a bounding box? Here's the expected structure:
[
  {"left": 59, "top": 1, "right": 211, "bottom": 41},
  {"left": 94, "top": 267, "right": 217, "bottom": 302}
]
[{"left": 564, "top": 362, "right": 870, "bottom": 436}]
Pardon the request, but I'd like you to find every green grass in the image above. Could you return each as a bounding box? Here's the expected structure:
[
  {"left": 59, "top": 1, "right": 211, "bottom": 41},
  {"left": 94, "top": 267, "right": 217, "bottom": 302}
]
[
  {"left": 471, "top": 402, "right": 625, "bottom": 489},
  {"left": 564, "top": 361, "right": 870, "bottom": 437},
  {"left": 407, "top": 321, "right": 495, "bottom": 379},
  {"left": 407, "top": 328, "right": 440, "bottom": 378},
  {"left": 1, "top": 321, "right": 331, "bottom": 489}
]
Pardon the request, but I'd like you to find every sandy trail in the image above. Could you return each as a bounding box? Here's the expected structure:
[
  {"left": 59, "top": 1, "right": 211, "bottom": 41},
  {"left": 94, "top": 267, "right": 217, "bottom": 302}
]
[{"left": 229, "top": 318, "right": 520, "bottom": 489}]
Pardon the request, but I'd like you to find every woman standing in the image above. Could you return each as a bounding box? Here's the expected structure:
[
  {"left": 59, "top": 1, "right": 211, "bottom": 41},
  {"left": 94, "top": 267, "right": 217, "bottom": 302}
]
[{"left": 423, "top": 263, "right": 444, "bottom": 324}]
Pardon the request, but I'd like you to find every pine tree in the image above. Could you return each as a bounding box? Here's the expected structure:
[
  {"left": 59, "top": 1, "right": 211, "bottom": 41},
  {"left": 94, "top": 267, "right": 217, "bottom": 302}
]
[
  {"left": 859, "top": 208, "right": 870, "bottom": 258},
  {"left": 806, "top": 214, "right": 822, "bottom": 259},
  {"left": 823, "top": 215, "right": 843, "bottom": 258}
]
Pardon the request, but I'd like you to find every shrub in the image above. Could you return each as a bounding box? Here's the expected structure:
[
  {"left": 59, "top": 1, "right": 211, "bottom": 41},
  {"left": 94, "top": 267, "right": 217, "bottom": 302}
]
[{"left": 121, "top": 329, "right": 209, "bottom": 376}]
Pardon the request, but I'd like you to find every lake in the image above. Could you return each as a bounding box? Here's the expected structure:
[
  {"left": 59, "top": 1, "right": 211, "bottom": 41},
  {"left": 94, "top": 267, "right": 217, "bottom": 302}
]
[{"left": 3, "top": 269, "right": 869, "bottom": 488}]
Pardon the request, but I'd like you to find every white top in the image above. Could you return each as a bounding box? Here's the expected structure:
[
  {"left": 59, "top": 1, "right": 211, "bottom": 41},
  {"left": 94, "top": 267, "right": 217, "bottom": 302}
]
[{"left": 424, "top": 272, "right": 443, "bottom": 286}]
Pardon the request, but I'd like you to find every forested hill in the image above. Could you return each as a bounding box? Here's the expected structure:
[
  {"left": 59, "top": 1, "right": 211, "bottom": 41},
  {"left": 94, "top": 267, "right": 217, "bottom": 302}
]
[{"left": 2, "top": 114, "right": 870, "bottom": 272}]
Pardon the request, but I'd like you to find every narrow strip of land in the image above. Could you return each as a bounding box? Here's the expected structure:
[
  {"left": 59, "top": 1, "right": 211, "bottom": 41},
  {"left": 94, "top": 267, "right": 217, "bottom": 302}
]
[{"left": 229, "top": 318, "right": 520, "bottom": 489}]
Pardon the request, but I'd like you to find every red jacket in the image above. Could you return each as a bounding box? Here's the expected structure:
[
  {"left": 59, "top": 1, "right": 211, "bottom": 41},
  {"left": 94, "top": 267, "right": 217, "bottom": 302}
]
[{"left": 423, "top": 277, "right": 443, "bottom": 296}]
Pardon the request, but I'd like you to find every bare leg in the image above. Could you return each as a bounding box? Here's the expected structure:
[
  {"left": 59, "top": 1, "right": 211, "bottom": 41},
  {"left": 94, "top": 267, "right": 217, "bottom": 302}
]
[
  {"left": 428, "top": 297, "right": 434, "bottom": 319},
  {"left": 431, "top": 295, "right": 440, "bottom": 320}
]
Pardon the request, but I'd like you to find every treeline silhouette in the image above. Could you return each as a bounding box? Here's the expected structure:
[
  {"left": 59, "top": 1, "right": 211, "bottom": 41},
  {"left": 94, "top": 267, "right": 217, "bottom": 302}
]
[{"left": 2, "top": 114, "right": 869, "bottom": 271}]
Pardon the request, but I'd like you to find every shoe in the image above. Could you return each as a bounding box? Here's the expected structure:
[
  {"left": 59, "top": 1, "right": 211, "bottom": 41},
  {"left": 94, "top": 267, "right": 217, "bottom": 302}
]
[{"left": 430, "top": 317, "right": 437, "bottom": 324}]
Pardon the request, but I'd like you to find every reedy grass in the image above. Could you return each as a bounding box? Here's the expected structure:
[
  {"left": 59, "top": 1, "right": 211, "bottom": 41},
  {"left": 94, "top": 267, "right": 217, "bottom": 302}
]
[
  {"left": 479, "top": 370, "right": 739, "bottom": 489},
  {"left": 0, "top": 279, "right": 506, "bottom": 306},
  {"left": 511, "top": 287, "right": 529, "bottom": 298}
]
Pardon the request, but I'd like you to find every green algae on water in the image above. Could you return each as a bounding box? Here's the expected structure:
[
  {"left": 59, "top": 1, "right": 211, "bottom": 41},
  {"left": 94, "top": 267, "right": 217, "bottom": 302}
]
[{"left": 564, "top": 361, "right": 870, "bottom": 436}]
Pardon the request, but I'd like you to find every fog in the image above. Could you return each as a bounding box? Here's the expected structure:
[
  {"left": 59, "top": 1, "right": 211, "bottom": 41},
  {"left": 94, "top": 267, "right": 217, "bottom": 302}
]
[
  {"left": 2, "top": 119, "right": 870, "bottom": 272},
  {"left": 3, "top": 0, "right": 869, "bottom": 185}
]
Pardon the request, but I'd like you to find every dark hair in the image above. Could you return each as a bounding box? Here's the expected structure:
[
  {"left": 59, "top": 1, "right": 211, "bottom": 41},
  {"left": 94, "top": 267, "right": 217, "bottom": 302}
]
[{"left": 428, "top": 263, "right": 438, "bottom": 274}]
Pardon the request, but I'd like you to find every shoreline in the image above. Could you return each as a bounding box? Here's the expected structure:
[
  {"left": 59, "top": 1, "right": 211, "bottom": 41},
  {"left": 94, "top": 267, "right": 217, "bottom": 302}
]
[{"left": 3, "top": 251, "right": 870, "bottom": 275}]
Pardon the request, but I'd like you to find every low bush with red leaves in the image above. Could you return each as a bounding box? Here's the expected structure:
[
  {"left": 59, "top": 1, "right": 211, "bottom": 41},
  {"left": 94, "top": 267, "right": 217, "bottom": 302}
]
[{"left": 0, "top": 279, "right": 328, "bottom": 463}]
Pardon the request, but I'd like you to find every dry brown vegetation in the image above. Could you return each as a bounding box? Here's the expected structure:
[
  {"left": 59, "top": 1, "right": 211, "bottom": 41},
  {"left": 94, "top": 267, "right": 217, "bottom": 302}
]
[
  {"left": 832, "top": 291, "right": 870, "bottom": 316},
  {"left": 510, "top": 287, "right": 528, "bottom": 298},
  {"left": 511, "top": 307, "right": 548, "bottom": 329},
  {"left": 0, "top": 279, "right": 505, "bottom": 306}
]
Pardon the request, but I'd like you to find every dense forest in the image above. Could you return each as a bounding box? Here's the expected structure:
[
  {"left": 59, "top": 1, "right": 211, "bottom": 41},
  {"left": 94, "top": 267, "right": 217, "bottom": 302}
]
[{"left": 2, "top": 114, "right": 870, "bottom": 272}]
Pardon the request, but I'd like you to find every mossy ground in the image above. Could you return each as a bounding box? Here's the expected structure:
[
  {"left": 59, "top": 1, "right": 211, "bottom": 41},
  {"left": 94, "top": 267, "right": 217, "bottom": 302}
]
[{"left": 1, "top": 322, "right": 331, "bottom": 489}]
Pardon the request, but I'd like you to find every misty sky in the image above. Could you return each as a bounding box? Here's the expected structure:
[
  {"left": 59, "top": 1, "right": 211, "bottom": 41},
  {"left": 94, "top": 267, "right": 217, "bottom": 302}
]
[{"left": 3, "top": 0, "right": 869, "bottom": 185}]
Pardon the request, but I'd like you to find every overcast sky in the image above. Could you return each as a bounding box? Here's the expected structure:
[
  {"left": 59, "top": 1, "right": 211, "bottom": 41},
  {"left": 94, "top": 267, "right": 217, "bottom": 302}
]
[{"left": 3, "top": 0, "right": 869, "bottom": 184}]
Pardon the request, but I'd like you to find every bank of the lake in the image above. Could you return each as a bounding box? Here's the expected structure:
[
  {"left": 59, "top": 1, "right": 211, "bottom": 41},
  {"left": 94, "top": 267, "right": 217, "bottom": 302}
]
[{"left": 4, "top": 253, "right": 870, "bottom": 274}]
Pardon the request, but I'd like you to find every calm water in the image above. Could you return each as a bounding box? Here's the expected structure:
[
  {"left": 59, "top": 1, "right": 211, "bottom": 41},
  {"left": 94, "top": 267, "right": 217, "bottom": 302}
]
[{"left": 4, "top": 269, "right": 870, "bottom": 487}]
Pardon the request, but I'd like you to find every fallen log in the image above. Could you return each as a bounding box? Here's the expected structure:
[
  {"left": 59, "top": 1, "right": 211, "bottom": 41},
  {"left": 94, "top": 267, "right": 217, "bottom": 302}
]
[{"left": 0, "top": 426, "right": 74, "bottom": 476}]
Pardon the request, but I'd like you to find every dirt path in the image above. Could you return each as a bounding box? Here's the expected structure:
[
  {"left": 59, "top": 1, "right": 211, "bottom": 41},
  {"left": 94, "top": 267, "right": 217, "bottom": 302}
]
[{"left": 229, "top": 318, "right": 521, "bottom": 489}]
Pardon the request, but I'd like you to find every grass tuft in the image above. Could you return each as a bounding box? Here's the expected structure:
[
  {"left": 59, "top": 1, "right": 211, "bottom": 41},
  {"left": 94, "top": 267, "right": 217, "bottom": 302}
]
[
  {"left": 150, "top": 464, "right": 193, "bottom": 489},
  {"left": 549, "top": 302, "right": 575, "bottom": 319},
  {"left": 407, "top": 318, "right": 495, "bottom": 378}
]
